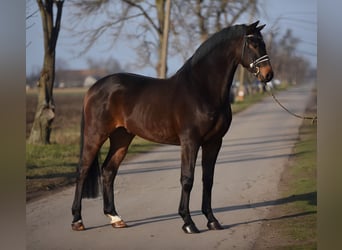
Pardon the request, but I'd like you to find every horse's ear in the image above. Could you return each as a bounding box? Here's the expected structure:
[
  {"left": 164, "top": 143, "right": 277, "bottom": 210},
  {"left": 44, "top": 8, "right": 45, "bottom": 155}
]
[
  {"left": 250, "top": 20, "right": 260, "bottom": 28},
  {"left": 257, "top": 24, "right": 266, "bottom": 32},
  {"left": 246, "top": 20, "right": 260, "bottom": 34}
]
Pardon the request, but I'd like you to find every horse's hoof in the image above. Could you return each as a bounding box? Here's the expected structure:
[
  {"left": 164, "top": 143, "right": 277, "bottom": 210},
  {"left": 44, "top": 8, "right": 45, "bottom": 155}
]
[
  {"left": 182, "top": 223, "right": 200, "bottom": 234},
  {"left": 207, "top": 221, "right": 223, "bottom": 230},
  {"left": 71, "top": 221, "right": 85, "bottom": 231},
  {"left": 111, "top": 220, "right": 128, "bottom": 228}
]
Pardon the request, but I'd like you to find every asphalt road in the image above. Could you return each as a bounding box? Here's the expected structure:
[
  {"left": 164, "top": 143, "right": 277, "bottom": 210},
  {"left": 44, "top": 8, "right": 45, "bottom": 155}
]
[{"left": 26, "top": 81, "right": 314, "bottom": 250}]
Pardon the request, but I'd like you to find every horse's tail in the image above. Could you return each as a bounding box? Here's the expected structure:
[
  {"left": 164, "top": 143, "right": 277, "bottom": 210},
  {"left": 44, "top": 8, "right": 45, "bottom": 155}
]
[{"left": 78, "top": 106, "right": 101, "bottom": 199}]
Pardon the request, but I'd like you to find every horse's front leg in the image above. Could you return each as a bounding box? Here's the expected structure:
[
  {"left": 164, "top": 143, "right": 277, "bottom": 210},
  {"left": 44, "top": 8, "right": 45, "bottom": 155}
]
[
  {"left": 201, "top": 139, "right": 224, "bottom": 230},
  {"left": 178, "top": 140, "right": 200, "bottom": 234}
]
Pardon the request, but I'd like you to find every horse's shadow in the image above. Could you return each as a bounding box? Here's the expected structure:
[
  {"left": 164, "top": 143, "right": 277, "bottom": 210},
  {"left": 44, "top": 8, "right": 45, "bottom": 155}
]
[
  {"left": 85, "top": 192, "right": 316, "bottom": 231},
  {"left": 126, "top": 191, "right": 316, "bottom": 230}
]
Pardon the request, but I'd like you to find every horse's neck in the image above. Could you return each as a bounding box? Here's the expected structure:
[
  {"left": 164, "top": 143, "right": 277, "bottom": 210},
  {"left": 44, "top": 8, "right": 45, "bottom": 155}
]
[
  {"left": 191, "top": 51, "right": 239, "bottom": 107},
  {"left": 221, "top": 63, "right": 238, "bottom": 103}
]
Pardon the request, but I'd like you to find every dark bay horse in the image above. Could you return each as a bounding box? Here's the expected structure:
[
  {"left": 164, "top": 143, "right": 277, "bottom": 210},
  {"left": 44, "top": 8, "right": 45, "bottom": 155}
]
[{"left": 71, "top": 21, "right": 273, "bottom": 233}]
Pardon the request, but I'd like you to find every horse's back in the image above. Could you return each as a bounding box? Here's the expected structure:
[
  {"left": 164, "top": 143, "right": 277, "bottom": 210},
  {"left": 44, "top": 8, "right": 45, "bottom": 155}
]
[
  {"left": 83, "top": 73, "right": 182, "bottom": 144},
  {"left": 87, "top": 73, "right": 148, "bottom": 94}
]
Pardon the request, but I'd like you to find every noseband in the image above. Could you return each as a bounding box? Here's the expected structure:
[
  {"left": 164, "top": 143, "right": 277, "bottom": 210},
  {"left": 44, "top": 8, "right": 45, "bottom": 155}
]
[{"left": 242, "top": 34, "right": 270, "bottom": 77}]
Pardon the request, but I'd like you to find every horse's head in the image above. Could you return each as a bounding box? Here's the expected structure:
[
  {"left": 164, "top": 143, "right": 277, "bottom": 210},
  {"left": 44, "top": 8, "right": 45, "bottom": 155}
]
[{"left": 240, "top": 21, "right": 273, "bottom": 83}]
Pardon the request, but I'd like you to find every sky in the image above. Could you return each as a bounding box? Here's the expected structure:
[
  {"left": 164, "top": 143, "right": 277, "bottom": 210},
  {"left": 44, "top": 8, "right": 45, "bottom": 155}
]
[{"left": 26, "top": 0, "right": 317, "bottom": 77}]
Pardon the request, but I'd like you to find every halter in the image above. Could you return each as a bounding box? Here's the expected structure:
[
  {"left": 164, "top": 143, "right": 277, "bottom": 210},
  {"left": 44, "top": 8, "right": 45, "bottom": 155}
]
[{"left": 242, "top": 34, "right": 270, "bottom": 76}]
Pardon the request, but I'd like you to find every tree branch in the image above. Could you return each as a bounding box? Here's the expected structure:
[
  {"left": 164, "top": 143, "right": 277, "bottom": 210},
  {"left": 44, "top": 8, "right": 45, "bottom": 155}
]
[
  {"left": 36, "top": 0, "right": 49, "bottom": 54},
  {"left": 26, "top": 8, "right": 39, "bottom": 20},
  {"left": 50, "top": 0, "right": 64, "bottom": 53},
  {"left": 122, "top": 0, "right": 161, "bottom": 34}
]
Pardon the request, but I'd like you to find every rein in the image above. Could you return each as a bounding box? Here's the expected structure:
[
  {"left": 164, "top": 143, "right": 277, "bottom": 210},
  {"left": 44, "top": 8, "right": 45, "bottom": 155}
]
[
  {"left": 241, "top": 34, "right": 316, "bottom": 124},
  {"left": 266, "top": 84, "right": 317, "bottom": 124}
]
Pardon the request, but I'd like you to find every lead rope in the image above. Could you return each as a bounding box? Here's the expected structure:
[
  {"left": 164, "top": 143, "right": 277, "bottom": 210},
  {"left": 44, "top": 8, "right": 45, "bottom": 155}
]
[{"left": 266, "top": 85, "right": 317, "bottom": 124}]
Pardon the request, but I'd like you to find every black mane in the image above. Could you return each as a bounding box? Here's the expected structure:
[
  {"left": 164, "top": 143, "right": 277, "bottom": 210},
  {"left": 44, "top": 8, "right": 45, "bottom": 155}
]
[
  {"left": 174, "top": 24, "right": 246, "bottom": 76},
  {"left": 190, "top": 24, "right": 246, "bottom": 66}
]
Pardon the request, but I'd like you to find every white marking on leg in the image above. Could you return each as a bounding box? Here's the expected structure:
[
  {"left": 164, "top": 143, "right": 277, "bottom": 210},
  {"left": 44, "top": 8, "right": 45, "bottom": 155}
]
[{"left": 106, "top": 214, "right": 122, "bottom": 224}]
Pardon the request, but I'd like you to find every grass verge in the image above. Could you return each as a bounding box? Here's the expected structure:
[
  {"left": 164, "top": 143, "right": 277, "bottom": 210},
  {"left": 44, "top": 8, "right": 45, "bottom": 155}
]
[{"left": 254, "top": 90, "right": 317, "bottom": 249}]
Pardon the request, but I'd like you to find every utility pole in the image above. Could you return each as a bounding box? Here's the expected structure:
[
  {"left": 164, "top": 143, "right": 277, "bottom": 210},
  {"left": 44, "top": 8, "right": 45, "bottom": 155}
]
[{"left": 160, "top": 0, "right": 171, "bottom": 78}]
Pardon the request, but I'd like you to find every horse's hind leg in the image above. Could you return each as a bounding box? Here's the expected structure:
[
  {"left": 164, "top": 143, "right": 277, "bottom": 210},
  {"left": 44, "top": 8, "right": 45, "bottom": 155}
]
[
  {"left": 101, "top": 127, "right": 135, "bottom": 228},
  {"left": 71, "top": 133, "right": 106, "bottom": 231}
]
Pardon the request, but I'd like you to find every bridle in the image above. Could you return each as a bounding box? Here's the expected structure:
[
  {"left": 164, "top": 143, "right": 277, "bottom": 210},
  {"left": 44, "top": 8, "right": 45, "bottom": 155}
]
[
  {"left": 241, "top": 34, "right": 317, "bottom": 124},
  {"left": 241, "top": 34, "right": 270, "bottom": 77}
]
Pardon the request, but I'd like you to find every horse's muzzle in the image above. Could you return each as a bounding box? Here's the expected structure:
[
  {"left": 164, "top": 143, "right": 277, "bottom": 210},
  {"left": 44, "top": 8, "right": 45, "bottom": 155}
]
[{"left": 259, "top": 65, "right": 273, "bottom": 83}]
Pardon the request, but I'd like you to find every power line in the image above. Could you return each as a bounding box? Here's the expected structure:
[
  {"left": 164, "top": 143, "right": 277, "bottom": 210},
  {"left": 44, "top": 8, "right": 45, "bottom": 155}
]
[
  {"left": 295, "top": 49, "right": 316, "bottom": 57},
  {"left": 279, "top": 16, "right": 316, "bottom": 25},
  {"left": 298, "top": 38, "right": 317, "bottom": 47}
]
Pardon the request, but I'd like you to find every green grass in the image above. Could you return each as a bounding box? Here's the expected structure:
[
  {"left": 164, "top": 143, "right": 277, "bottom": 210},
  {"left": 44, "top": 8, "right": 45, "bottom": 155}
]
[
  {"left": 289, "top": 132, "right": 316, "bottom": 195},
  {"left": 26, "top": 144, "right": 79, "bottom": 176},
  {"left": 282, "top": 121, "right": 317, "bottom": 245},
  {"left": 26, "top": 143, "right": 79, "bottom": 194},
  {"left": 256, "top": 112, "right": 317, "bottom": 249},
  {"left": 231, "top": 92, "right": 268, "bottom": 113}
]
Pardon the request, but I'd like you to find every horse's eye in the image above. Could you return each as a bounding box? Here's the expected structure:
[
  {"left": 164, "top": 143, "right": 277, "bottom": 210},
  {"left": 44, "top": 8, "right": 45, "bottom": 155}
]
[{"left": 251, "top": 39, "right": 259, "bottom": 48}]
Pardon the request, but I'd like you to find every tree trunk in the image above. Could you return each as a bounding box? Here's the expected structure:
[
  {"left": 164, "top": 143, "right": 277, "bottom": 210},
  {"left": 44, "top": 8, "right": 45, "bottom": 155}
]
[
  {"left": 28, "top": 0, "right": 63, "bottom": 144},
  {"left": 28, "top": 56, "right": 55, "bottom": 144},
  {"left": 196, "top": 0, "right": 208, "bottom": 42}
]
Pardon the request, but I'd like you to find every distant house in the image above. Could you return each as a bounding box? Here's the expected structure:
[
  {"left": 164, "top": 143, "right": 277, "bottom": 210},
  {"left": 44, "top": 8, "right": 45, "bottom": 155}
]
[
  {"left": 55, "top": 69, "right": 109, "bottom": 88},
  {"left": 83, "top": 76, "right": 97, "bottom": 88}
]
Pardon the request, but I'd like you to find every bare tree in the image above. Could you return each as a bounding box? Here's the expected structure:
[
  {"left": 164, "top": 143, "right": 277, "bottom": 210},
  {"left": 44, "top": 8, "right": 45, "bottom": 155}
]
[
  {"left": 172, "top": 0, "right": 258, "bottom": 99},
  {"left": 171, "top": 0, "right": 258, "bottom": 61},
  {"left": 26, "top": 0, "right": 39, "bottom": 48},
  {"left": 26, "top": 0, "right": 39, "bottom": 23},
  {"left": 69, "top": 0, "right": 172, "bottom": 77},
  {"left": 68, "top": 0, "right": 259, "bottom": 78},
  {"left": 272, "top": 29, "right": 301, "bottom": 83},
  {"left": 28, "top": 0, "right": 64, "bottom": 144},
  {"left": 260, "top": 26, "right": 311, "bottom": 84}
]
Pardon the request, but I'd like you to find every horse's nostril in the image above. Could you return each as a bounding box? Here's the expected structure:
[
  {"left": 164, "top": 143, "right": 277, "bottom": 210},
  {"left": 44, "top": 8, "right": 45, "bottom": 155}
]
[{"left": 266, "top": 71, "right": 274, "bottom": 82}]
